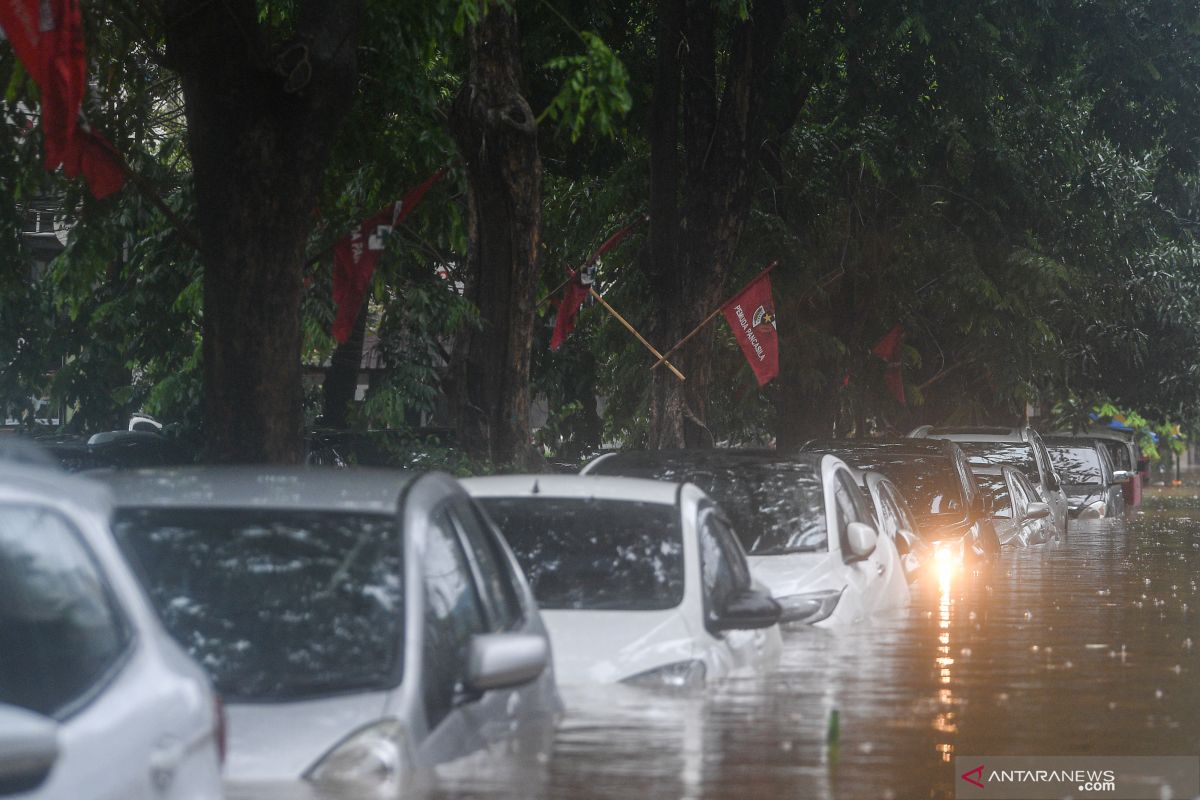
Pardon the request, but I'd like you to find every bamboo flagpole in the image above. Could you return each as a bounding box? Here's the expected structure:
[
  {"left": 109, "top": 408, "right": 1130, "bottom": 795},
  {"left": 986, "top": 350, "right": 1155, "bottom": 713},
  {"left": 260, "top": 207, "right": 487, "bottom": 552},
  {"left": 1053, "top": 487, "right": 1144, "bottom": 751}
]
[
  {"left": 589, "top": 287, "right": 686, "bottom": 381},
  {"left": 649, "top": 261, "right": 780, "bottom": 371},
  {"left": 649, "top": 262, "right": 845, "bottom": 371}
]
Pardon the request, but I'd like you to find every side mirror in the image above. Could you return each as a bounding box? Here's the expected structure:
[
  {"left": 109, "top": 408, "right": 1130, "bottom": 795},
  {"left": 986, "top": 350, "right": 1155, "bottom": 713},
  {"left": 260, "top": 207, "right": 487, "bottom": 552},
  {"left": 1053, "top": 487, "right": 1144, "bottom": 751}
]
[
  {"left": 1112, "top": 470, "right": 1135, "bottom": 484},
  {"left": 0, "top": 705, "right": 58, "bottom": 796},
  {"left": 465, "top": 633, "right": 549, "bottom": 692},
  {"left": 710, "top": 588, "right": 782, "bottom": 632},
  {"left": 1024, "top": 501, "right": 1051, "bottom": 521},
  {"left": 845, "top": 521, "right": 878, "bottom": 561}
]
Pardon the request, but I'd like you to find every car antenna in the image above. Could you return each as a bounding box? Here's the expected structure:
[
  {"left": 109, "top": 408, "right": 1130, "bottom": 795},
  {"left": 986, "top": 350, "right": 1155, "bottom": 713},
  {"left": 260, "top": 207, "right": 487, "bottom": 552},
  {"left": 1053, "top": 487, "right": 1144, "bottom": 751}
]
[{"left": 531, "top": 479, "right": 540, "bottom": 495}]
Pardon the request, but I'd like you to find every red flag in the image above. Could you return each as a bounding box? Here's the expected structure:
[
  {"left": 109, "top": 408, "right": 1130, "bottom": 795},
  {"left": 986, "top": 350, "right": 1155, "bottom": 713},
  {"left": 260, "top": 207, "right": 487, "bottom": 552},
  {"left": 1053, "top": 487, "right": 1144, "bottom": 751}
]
[
  {"left": 871, "top": 325, "right": 906, "bottom": 405},
  {"left": 721, "top": 266, "right": 779, "bottom": 386},
  {"left": 331, "top": 168, "right": 447, "bottom": 343},
  {"left": 1, "top": 0, "right": 124, "bottom": 198},
  {"left": 548, "top": 218, "right": 643, "bottom": 351}
]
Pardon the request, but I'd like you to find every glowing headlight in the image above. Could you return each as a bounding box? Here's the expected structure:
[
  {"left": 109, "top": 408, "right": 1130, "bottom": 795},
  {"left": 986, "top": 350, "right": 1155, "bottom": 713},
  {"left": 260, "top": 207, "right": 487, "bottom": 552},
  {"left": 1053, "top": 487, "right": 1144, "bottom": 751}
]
[{"left": 307, "top": 719, "right": 409, "bottom": 790}]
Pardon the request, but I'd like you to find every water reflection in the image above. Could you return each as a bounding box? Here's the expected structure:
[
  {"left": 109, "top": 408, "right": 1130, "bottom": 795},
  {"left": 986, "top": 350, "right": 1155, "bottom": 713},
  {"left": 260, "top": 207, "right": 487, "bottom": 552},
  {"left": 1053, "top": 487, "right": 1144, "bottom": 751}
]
[{"left": 231, "top": 494, "right": 1200, "bottom": 800}]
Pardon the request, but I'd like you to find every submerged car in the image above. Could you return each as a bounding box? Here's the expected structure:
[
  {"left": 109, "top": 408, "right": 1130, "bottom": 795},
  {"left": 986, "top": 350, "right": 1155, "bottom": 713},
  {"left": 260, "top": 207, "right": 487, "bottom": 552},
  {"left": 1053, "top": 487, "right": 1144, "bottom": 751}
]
[
  {"left": 908, "top": 425, "right": 1068, "bottom": 536},
  {"left": 0, "top": 463, "right": 224, "bottom": 800},
  {"left": 582, "top": 450, "right": 909, "bottom": 626},
  {"left": 464, "top": 475, "right": 783, "bottom": 687},
  {"left": 971, "top": 466, "right": 1056, "bottom": 546},
  {"left": 101, "top": 468, "right": 560, "bottom": 792},
  {"left": 857, "top": 470, "right": 931, "bottom": 582},
  {"left": 1043, "top": 437, "right": 1129, "bottom": 520},
  {"left": 800, "top": 439, "right": 1000, "bottom": 566},
  {"left": 1052, "top": 428, "right": 1143, "bottom": 512}
]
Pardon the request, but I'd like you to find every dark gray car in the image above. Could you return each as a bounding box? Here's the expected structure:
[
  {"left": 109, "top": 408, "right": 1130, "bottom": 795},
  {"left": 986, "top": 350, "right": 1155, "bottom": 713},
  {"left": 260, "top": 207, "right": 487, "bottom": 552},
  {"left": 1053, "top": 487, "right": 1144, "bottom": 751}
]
[{"left": 1043, "top": 437, "right": 1128, "bottom": 520}]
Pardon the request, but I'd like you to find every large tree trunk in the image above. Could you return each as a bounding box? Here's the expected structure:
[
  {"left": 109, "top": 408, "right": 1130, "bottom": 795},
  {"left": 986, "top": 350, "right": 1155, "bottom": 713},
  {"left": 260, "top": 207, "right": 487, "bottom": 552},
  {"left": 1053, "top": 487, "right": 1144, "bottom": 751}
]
[
  {"left": 165, "top": 0, "right": 359, "bottom": 463},
  {"left": 646, "top": 0, "right": 788, "bottom": 449},
  {"left": 449, "top": 5, "right": 541, "bottom": 466}
]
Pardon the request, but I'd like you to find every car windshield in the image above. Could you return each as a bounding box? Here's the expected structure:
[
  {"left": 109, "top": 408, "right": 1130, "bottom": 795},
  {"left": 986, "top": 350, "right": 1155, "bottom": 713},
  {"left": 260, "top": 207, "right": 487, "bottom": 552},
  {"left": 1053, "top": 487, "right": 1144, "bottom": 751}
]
[
  {"left": 829, "top": 454, "right": 965, "bottom": 521},
  {"left": 587, "top": 458, "right": 827, "bottom": 554},
  {"left": 112, "top": 508, "right": 404, "bottom": 701},
  {"left": 956, "top": 442, "right": 1039, "bottom": 480},
  {"left": 478, "top": 497, "right": 685, "bottom": 610},
  {"left": 1047, "top": 446, "right": 1103, "bottom": 485}
]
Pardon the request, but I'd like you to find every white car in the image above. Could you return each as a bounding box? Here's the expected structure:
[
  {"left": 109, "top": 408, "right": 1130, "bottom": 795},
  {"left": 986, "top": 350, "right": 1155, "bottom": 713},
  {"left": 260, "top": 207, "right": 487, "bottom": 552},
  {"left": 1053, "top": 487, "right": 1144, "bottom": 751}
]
[
  {"left": 101, "top": 468, "right": 560, "bottom": 793},
  {"left": 581, "top": 451, "right": 909, "bottom": 626},
  {"left": 463, "top": 475, "right": 783, "bottom": 687},
  {"left": 971, "top": 466, "right": 1057, "bottom": 546},
  {"left": 0, "top": 463, "right": 224, "bottom": 800}
]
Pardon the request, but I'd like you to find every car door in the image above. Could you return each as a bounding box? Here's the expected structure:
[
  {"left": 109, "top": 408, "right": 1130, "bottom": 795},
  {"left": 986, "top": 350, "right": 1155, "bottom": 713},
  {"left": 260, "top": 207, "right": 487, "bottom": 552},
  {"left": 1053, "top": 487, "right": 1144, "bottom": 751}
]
[
  {"left": 831, "top": 468, "right": 905, "bottom": 616},
  {"left": 696, "top": 507, "right": 777, "bottom": 676},
  {"left": 417, "top": 506, "right": 495, "bottom": 765},
  {"left": 1010, "top": 470, "right": 1054, "bottom": 544},
  {"left": 0, "top": 502, "right": 192, "bottom": 800},
  {"left": 1027, "top": 430, "right": 1068, "bottom": 533},
  {"left": 443, "top": 499, "right": 558, "bottom": 754}
]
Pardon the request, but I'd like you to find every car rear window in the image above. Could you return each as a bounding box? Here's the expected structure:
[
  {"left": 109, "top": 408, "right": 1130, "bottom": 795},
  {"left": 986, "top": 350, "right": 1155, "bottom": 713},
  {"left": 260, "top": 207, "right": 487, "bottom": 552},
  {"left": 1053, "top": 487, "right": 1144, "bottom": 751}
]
[
  {"left": 956, "top": 442, "right": 1039, "bottom": 478},
  {"left": 478, "top": 497, "right": 685, "bottom": 610},
  {"left": 1047, "top": 446, "right": 1103, "bottom": 485},
  {"left": 113, "top": 508, "right": 404, "bottom": 701},
  {"left": 826, "top": 454, "right": 966, "bottom": 522},
  {"left": 586, "top": 459, "right": 828, "bottom": 554}
]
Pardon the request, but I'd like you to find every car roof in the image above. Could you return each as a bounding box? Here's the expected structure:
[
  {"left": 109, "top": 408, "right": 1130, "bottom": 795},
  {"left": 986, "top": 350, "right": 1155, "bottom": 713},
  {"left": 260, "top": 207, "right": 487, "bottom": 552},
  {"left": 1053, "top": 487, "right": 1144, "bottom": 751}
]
[
  {"left": 0, "top": 462, "right": 112, "bottom": 515},
  {"left": 1043, "top": 436, "right": 1102, "bottom": 447},
  {"left": 94, "top": 466, "right": 417, "bottom": 513},
  {"left": 926, "top": 426, "right": 1025, "bottom": 441},
  {"left": 587, "top": 448, "right": 826, "bottom": 472},
  {"left": 801, "top": 438, "right": 953, "bottom": 458},
  {"left": 464, "top": 474, "right": 682, "bottom": 505}
]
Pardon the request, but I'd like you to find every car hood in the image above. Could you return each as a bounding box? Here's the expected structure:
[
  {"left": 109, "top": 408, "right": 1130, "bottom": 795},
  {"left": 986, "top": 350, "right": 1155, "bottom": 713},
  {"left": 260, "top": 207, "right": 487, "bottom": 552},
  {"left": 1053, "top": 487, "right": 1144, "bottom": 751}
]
[
  {"left": 747, "top": 550, "right": 841, "bottom": 598},
  {"left": 541, "top": 609, "right": 695, "bottom": 684},
  {"left": 224, "top": 691, "right": 391, "bottom": 781}
]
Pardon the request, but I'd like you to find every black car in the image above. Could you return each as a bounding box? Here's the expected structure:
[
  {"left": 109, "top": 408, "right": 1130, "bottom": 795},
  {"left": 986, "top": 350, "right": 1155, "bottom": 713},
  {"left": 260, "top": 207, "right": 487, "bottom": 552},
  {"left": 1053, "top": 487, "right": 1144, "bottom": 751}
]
[{"left": 799, "top": 439, "right": 1000, "bottom": 562}]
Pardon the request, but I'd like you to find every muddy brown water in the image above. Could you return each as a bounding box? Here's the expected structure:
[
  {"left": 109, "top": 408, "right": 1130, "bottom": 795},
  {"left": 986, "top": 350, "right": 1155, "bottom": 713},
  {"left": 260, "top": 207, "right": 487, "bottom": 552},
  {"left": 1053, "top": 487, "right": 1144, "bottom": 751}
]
[{"left": 232, "top": 491, "right": 1200, "bottom": 800}]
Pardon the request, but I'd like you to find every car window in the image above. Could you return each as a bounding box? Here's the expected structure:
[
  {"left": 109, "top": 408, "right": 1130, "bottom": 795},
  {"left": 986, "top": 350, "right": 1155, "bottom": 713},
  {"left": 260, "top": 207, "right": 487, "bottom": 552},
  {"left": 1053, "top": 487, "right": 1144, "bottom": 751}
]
[
  {"left": 974, "top": 474, "right": 1014, "bottom": 519},
  {"left": 957, "top": 442, "right": 1039, "bottom": 480},
  {"left": 1095, "top": 445, "right": 1115, "bottom": 483},
  {"left": 477, "top": 497, "right": 685, "bottom": 611},
  {"left": 1046, "top": 445, "right": 1103, "bottom": 485},
  {"left": 1101, "top": 440, "right": 1132, "bottom": 471},
  {"left": 423, "top": 509, "right": 488, "bottom": 729},
  {"left": 698, "top": 510, "right": 743, "bottom": 627},
  {"left": 1010, "top": 471, "right": 1038, "bottom": 514},
  {"left": 448, "top": 500, "right": 522, "bottom": 631},
  {"left": 885, "top": 484, "right": 921, "bottom": 535},
  {"left": 114, "top": 508, "right": 404, "bottom": 702},
  {"left": 0, "top": 504, "right": 131, "bottom": 719},
  {"left": 873, "top": 486, "right": 903, "bottom": 538},
  {"left": 585, "top": 457, "right": 828, "bottom": 554},
  {"left": 833, "top": 469, "right": 867, "bottom": 533}
]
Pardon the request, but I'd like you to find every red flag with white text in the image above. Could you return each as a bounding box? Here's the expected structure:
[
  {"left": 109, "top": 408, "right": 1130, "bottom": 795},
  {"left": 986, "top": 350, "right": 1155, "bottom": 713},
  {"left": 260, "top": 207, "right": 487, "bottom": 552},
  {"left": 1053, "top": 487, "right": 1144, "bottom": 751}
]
[
  {"left": 721, "top": 268, "right": 779, "bottom": 386},
  {"left": 331, "top": 168, "right": 447, "bottom": 343},
  {"left": 871, "top": 325, "right": 906, "bottom": 405}
]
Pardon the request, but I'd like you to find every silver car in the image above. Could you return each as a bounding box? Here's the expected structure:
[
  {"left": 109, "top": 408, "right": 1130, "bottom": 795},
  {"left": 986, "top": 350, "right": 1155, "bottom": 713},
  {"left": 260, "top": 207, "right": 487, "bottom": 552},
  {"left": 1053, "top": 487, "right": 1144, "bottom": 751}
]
[
  {"left": 971, "top": 466, "right": 1056, "bottom": 546},
  {"left": 0, "top": 464, "right": 224, "bottom": 800},
  {"left": 98, "top": 467, "right": 560, "bottom": 793}
]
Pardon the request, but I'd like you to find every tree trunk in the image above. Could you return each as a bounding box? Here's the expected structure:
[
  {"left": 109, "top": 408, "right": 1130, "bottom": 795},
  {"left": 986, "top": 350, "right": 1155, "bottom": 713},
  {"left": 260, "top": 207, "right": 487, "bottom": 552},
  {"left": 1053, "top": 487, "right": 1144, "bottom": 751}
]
[
  {"left": 646, "top": 0, "right": 789, "bottom": 449},
  {"left": 321, "top": 295, "right": 368, "bottom": 428},
  {"left": 449, "top": 5, "right": 541, "bottom": 467},
  {"left": 165, "top": 0, "right": 359, "bottom": 463}
]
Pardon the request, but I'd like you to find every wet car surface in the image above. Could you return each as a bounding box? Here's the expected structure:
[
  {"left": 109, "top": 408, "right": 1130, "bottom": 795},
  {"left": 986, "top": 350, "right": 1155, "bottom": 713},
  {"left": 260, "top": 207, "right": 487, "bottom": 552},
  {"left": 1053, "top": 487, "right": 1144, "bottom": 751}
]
[{"left": 229, "top": 489, "right": 1200, "bottom": 800}]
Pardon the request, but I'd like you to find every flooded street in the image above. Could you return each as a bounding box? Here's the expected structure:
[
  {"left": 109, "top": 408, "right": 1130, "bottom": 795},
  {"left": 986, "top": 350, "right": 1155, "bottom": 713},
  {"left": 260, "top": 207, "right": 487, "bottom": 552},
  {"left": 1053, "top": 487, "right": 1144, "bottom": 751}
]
[
  {"left": 225, "top": 489, "right": 1200, "bottom": 800},
  {"left": 414, "top": 489, "right": 1200, "bottom": 800}
]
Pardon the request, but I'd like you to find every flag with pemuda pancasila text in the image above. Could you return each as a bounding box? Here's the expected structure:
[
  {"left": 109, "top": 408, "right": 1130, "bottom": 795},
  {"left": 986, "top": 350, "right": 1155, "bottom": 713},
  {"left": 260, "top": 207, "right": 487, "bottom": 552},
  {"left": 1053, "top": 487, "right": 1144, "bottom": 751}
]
[{"left": 721, "top": 266, "right": 779, "bottom": 386}]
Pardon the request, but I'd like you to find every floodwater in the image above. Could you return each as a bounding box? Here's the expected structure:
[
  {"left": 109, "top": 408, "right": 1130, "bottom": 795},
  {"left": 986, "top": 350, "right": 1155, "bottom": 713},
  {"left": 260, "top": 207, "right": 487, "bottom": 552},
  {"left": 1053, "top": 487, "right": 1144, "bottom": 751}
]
[{"left": 234, "top": 490, "right": 1200, "bottom": 800}]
